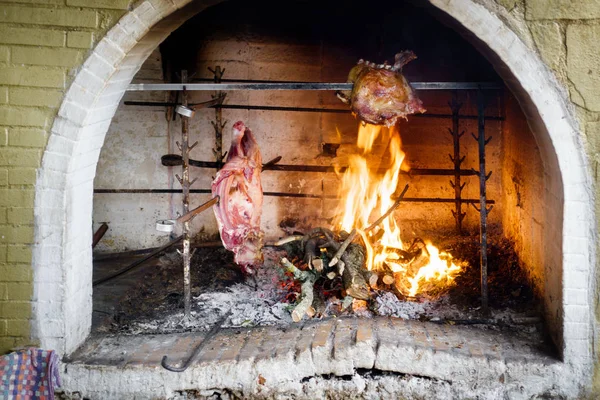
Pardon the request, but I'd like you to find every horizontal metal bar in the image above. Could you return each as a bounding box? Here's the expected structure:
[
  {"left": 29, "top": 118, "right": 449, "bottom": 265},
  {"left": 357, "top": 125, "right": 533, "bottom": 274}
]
[
  {"left": 215, "top": 105, "right": 504, "bottom": 120},
  {"left": 126, "top": 82, "right": 503, "bottom": 92},
  {"left": 93, "top": 188, "right": 494, "bottom": 204},
  {"left": 261, "top": 165, "right": 480, "bottom": 176},
  {"left": 409, "top": 168, "right": 480, "bottom": 176},
  {"left": 192, "top": 77, "right": 505, "bottom": 91},
  {"left": 123, "top": 101, "right": 504, "bottom": 120},
  {"left": 163, "top": 156, "right": 482, "bottom": 176},
  {"left": 400, "top": 197, "right": 495, "bottom": 204},
  {"left": 95, "top": 188, "right": 212, "bottom": 194},
  {"left": 414, "top": 82, "right": 502, "bottom": 90},
  {"left": 93, "top": 188, "right": 331, "bottom": 198}
]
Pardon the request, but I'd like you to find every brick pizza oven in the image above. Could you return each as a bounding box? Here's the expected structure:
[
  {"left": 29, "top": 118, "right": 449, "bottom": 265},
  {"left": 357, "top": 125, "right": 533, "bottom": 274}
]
[{"left": 20, "top": 0, "right": 597, "bottom": 398}]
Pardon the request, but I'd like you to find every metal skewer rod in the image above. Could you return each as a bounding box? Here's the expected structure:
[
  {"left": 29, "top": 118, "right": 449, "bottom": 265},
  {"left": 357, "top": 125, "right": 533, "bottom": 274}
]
[
  {"left": 160, "top": 153, "right": 480, "bottom": 175},
  {"left": 123, "top": 101, "right": 504, "bottom": 120},
  {"left": 127, "top": 82, "right": 503, "bottom": 91},
  {"left": 93, "top": 188, "right": 494, "bottom": 204},
  {"left": 474, "top": 89, "right": 491, "bottom": 316},
  {"left": 209, "top": 66, "right": 226, "bottom": 168},
  {"left": 179, "top": 70, "right": 192, "bottom": 319},
  {"left": 449, "top": 92, "right": 466, "bottom": 234}
]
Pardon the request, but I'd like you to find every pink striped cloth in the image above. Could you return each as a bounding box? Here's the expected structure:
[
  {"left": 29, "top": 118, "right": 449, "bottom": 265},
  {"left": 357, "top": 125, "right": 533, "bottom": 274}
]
[{"left": 0, "top": 348, "right": 61, "bottom": 400}]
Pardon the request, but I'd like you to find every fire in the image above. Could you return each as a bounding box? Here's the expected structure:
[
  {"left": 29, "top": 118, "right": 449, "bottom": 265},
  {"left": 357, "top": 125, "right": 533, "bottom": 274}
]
[{"left": 334, "top": 124, "right": 463, "bottom": 297}]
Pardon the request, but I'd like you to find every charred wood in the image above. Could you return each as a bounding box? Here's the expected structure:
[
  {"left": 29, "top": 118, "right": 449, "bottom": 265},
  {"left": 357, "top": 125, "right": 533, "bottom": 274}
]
[
  {"left": 341, "top": 244, "right": 370, "bottom": 300},
  {"left": 280, "top": 257, "right": 318, "bottom": 322}
]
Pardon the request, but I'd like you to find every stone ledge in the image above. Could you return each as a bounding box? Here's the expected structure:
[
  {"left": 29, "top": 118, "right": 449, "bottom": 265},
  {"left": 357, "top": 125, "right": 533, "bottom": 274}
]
[{"left": 60, "top": 316, "right": 585, "bottom": 399}]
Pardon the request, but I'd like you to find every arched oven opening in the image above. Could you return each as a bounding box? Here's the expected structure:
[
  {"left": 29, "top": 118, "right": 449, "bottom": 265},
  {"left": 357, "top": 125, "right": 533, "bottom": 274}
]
[{"left": 44, "top": 0, "right": 591, "bottom": 397}]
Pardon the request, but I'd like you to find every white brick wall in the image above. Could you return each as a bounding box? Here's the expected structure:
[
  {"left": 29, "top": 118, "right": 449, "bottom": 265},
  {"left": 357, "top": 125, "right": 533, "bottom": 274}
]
[
  {"left": 429, "top": 0, "right": 595, "bottom": 383},
  {"left": 29, "top": 0, "right": 595, "bottom": 392}
]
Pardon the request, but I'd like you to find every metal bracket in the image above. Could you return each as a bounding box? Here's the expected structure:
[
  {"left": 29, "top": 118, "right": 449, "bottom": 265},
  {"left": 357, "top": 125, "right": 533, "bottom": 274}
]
[
  {"left": 208, "top": 66, "right": 226, "bottom": 80},
  {"left": 451, "top": 209, "right": 466, "bottom": 221},
  {"left": 448, "top": 98, "right": 463, "bottom": 112},
  {"left": 211, "top": 120, "right": 227, "bottom": 130},
  {"left": 449, "top": 180, "right": 465, "bottom": 190},
  {"left": 449, "top": 154, "right": 466, "bottom": 166},
  {"left": 469, "top": 203, "right": 493, "bottom": 215}
]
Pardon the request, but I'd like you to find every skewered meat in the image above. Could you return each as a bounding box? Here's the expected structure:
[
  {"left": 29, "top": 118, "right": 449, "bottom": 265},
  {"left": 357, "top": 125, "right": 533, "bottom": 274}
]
[
  {"left": 212, "top": 121, "right": 264, "bottom": 274},
  {"left": 337, "top": 51, "right": 426, "bottom": 126}
]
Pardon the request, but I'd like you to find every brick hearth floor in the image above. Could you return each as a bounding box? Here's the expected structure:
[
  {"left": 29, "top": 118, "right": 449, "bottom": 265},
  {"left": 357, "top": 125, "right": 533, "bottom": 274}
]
[
  {"left": 59, "top": 315, "right": 571, "bottom": 398},
  {"left": 67, "top": 316, "right": 555, "bottom": 369}
]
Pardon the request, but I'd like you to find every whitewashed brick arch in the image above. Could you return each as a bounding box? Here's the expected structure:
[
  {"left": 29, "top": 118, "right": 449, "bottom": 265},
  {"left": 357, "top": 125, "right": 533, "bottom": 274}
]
[{"left": 32, "top": 0, "right": 594, "bottom": 383}]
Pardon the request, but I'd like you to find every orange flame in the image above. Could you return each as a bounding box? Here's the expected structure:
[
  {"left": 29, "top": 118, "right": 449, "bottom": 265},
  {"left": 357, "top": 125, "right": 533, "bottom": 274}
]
[{"left": 334, "top": 124, "right": 462, "bottom": 297}]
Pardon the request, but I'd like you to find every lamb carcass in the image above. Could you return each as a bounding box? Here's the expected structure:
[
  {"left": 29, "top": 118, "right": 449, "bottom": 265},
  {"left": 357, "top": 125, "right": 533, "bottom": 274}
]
[
  {"left": 212, "top": 121, "right": 264, "bottom": 274},
  {"left": 337, "top": 51, "right": 426, "bottom": 126}
]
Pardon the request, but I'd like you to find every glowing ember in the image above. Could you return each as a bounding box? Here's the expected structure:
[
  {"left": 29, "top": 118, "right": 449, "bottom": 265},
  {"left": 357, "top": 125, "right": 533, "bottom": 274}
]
[{"left": 334, "top": 124, "right": 463, "bottom": 297}]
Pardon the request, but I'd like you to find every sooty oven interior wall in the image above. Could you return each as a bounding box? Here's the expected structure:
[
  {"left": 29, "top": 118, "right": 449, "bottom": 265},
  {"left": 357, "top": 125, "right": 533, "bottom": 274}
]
[{"left": 93, "top": 0, "right": 546, "bottom": 310}]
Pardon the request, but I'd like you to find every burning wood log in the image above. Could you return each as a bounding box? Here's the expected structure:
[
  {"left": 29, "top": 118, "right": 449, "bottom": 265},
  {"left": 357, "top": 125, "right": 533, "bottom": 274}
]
[
  {"left": 367, "top": 271, "right": 380, "bottom": 289},
  {"left": 329, "top": 184, "right": 409, "bottom": 268},
  {"left": 280, "top": 257, "right": 317, "bottom": 322},
  {"left": 341, "top": 243, "right": 370, "bottom": 300},
  {"left": 303, "top": 237, "right": 321, "bottom": 269},
  {"left": 382, "top": 274, "right": 395, "bottom": 286},
  {"left": 312, "top": 258, "right": 324, "bottom": 272},
  {"left": 328, "top": 228, "right": 356, "bottom": 267}
]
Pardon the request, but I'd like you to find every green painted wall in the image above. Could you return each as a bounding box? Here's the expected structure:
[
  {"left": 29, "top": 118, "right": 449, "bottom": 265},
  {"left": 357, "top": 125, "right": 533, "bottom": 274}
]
[{"left": 0, "top": 0, "right": 133, "bottom": 353}]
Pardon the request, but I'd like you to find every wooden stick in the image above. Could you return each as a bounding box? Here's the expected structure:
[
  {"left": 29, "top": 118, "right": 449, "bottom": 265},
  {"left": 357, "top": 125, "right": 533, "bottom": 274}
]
[
  {"left": 274, "top": 235, "right": 304, "bottom": 246},
  {"left": 365, "top": 184, "right": 410, "bottom": 232},
  {"left": 280, "top": 258, "right": 317, "bottom": 322},
  {"left": 328, "top": 228, "right": 356, "bottom": 267},
  {"left": 177, "top": 196, "right": 219, "bottom": 224},
  {"left": 329, "top": 184, "right": 410, "bottom": 267}
]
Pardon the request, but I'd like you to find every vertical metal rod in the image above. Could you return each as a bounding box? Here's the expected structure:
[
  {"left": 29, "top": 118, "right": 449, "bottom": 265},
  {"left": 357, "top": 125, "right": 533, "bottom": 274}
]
[
  {"left": 476, "top": 89, "right": 489, "bottom": 315},
  {"left": 181, "top": 70, "right": 192, "bottom": 318},
  {"left": 450, "top": 91, "right": 465, "bottom": 234},
  {"left": 210, "top": 66, "right": 226, "bottom": 169}
]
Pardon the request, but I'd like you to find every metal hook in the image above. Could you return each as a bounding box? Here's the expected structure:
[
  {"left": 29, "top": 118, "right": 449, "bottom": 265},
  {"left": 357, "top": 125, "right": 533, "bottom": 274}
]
[{"left": 161, "top": 311, "right": 231, "bottom": 372}]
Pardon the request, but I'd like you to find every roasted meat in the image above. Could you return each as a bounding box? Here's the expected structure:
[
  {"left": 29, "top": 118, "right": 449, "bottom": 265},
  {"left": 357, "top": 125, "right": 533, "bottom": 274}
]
[
  {"left": 212, "top": 121, "right": 264, "bottom": 274},
  {"left": 337, "top": 51, "right": 426, "bottom": 126}
]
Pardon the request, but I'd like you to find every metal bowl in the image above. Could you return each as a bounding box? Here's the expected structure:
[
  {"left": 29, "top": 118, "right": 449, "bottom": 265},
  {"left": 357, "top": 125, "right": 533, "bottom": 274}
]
[
  {"left": 175, "top": 105, "right": 195, "bottom": 118},
  {"left": 156, "top": 219, "right": 176, "bottom": 233}
]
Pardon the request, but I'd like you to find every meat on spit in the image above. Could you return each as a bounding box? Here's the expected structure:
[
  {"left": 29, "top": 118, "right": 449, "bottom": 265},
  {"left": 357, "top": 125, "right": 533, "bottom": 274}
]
[
  {"left": 337, "top": 51, "right": 426, "bottom": 126},
  {"left": 212, "top": 121, "right": 264, "bottom": 274}
]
